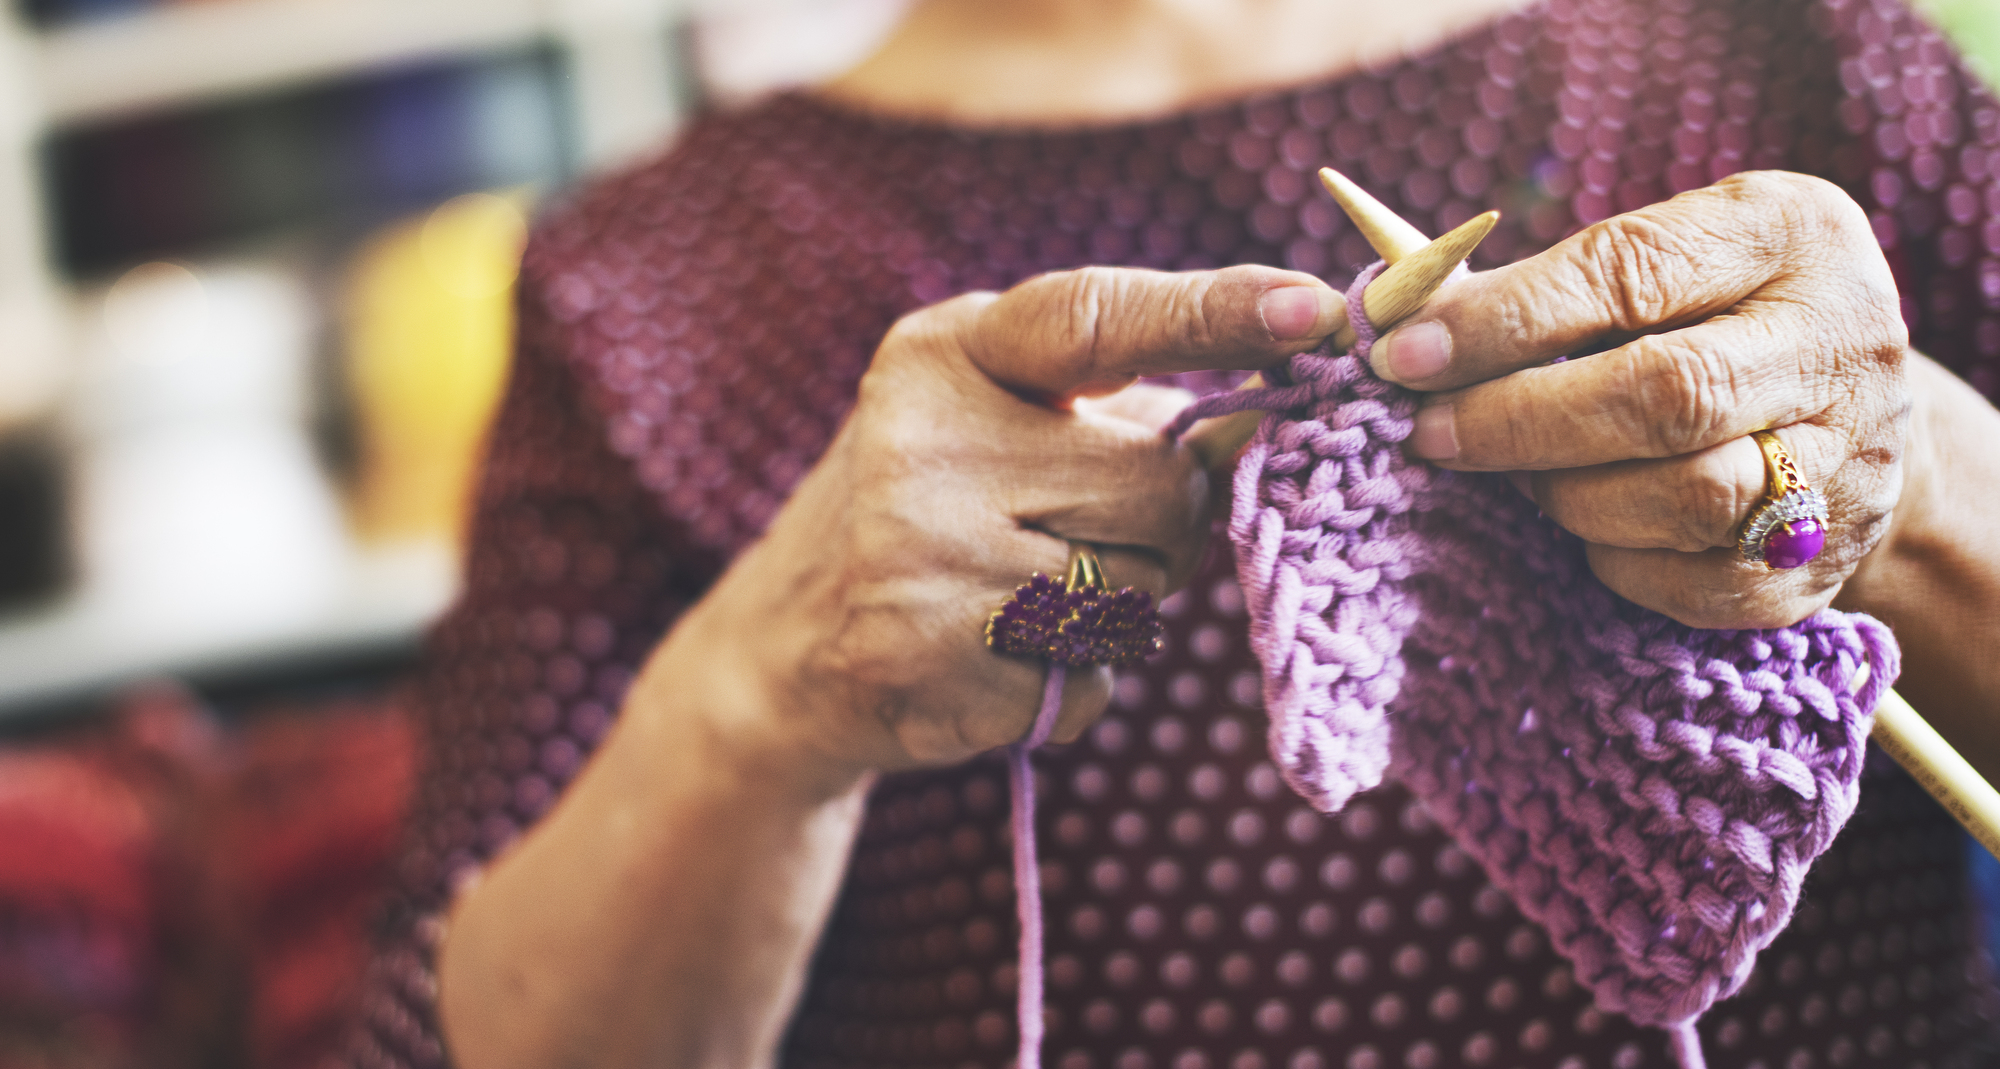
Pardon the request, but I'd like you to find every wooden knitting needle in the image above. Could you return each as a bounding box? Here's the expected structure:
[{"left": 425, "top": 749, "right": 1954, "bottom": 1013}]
[
  {"left": 1318, "top": 168, "right": 2000, "bottom": 860},
  {"left": 1318, "top": 166, "right": 1431, "bottom": 261},
  {"left": 1866, "top": 674, "right": 2000, "bottom": 860},
  {"left": 1180, "top": 172, "right": 1497, "bottom": 467}
]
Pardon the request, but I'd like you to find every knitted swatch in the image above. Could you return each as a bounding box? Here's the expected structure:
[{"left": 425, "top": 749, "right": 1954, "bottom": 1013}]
[{"left": 1158, "top": 263, "right": 1900, "bottom": 1066}]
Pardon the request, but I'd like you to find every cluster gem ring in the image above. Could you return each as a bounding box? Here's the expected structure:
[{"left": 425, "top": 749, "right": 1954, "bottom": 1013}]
[
  {"left": 1737, "top": 429, "right": 1830, "bottom": 570},
  {"left": 986, "top": 543, "right": 1166, "bottom": 666}
]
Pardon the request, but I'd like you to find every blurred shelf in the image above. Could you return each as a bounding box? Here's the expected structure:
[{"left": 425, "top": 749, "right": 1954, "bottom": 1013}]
[
  {"left": 0, "top": 539, "right": 456, "bottom": 718},
  {"left": 35, "top": 0, "right": 553, "bottom": 126}
]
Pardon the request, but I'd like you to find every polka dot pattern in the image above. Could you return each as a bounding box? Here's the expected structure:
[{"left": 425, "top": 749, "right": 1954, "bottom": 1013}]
[{"left": 343, "top": 1, "right": 2000, "bottom": 1066}]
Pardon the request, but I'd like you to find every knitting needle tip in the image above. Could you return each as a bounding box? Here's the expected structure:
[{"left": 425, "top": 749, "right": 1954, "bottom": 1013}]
[
  {"left": 1318, "top": 168, "right": 1430, "bottom": 261},
  {"left": 1181, "top": 205, "right": 1498, "bottom": 467},
  {"left": 1352, "top": 209, "right": 1498, "bottom": 332}
]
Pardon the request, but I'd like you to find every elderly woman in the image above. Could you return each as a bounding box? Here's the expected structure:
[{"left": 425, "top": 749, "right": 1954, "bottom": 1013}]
[{"left": 345, "top": 1, "right": 2000, "bottom": 1067}]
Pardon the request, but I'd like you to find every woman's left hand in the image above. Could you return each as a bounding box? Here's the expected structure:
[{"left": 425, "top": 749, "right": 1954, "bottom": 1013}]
[{"left": 1369, "top": 170, "right": 1910, "bottom": 629}]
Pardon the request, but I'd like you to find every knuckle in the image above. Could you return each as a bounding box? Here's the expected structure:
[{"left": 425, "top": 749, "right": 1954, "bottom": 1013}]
[
  {"left": 880, "top": 294, "right": 986, "bottom": 373},
  {"left": 1577, "top": 214, "right": 1696, "bottom": 331},
  {"left": 1627, "top": 339, "right": 1739, "bottom": 455},
  {"left": 1849, "top": 277, "right": 1905, "bottom": 339},
  {"left": 1716, "top": 168, "right": 1813, "bottom": 207},
  {"left": 1179, "top": 274, "right": 1224, "bottom": 353},
  {"left": 1796, "top": 175, "right": 1863, "bottom": 230},
  {"left": 1873, "top": 309, "right": 1911, "bottom": 356},
  {"left": 1814, "top": 322, "right": 1901, "bottom": 398},
  {"left": 1722, "top": 171, "right": 1878, "bottom": 270},
  {"left": 1673, "top": 451, "right": 1756, "bottom": 552},
  {"left": 1835, "top": 502, "right": 1896, "bottom": 572},
  {"left": 854, "top": 336, "right": 947, "bottom": 417},
  {"left": 852, "top": 360, "right": 903, "bottom": 411},
  {"left": 1862, "top": 389, "right": 1912, "bottom": 471},
  {"left": 1800, "top": 288, "right": 1904, "bottom": 387},
  {"left": 1714, "top": 170, "right": 1818, "bottom": 226},
  {"left": 1745, "top": 170, "right": 1857, "bottom": 226},
  {"left": 1847, "top": 294, "right": 1911, "bottom": 361},
  {"left": 1058, "top": 266, "right": 1124, "bottom": 376},
  {"left": 877, "top": 308, "right": 933, "bottom": 361},
  {"left": 1825, "top": 453, "right": 1903, "bottom": 568},
  {"left": 1486, "top": 383, "right": 1546, "bottom": 468},
  {"left": 1795, "top": 312, "right": 1904, "bottom": 431}
]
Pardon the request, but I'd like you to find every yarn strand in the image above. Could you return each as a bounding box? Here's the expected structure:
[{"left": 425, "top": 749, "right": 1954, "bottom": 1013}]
[
  {"left": 1009, "top": 663, "right": 1066, "bottom": 1069},
  {"left": 1668, "top": 1022, "right": 1708, "bottom": 1069}
]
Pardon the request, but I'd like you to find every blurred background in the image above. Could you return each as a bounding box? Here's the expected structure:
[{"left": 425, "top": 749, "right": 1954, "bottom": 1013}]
[
  {"left": 0, "top": 0, "right": 1995, "bottom": 1067},
  {"left": 0, "top": 1, "right": 909, "bottom": 1064}
]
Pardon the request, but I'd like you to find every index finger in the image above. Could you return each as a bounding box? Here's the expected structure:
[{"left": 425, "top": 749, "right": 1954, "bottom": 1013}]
[
  {"left": 1368, "top": 171, "right": 1875, "bottom": 391},
  {"left": 959, "top": 264, "right": 1347, "bottom": 397}
]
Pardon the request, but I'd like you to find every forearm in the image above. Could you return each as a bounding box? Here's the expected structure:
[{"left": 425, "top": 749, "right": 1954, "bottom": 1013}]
[
  {"left": 1835, "top": 352, "right": 2000, "bottom": 781},
  {"left": 436, "top": 602, "right": 871, "bottom": 1069}
]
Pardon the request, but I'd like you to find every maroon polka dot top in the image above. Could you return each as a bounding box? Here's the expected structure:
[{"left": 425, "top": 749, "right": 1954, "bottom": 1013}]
[{"left": 345, "top": 1, "right": 2000, "bottom": 1066}]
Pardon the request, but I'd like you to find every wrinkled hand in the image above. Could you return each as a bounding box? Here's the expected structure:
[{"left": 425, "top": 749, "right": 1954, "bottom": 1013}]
[
  {"left": 656, "top": 264, "right": 1344, "bottom": 780},
  {"left": 1371, "top": 171, "right": 1909, "bottom": 629}
]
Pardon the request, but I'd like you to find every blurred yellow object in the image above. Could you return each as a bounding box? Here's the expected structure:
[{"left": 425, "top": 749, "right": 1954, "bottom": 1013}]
[
  {"left": 1917, "top": 0, "right": 2000, "bottom": 89},
  {"left": 344, "top": 191, "right": 528, "bottom": 546}
]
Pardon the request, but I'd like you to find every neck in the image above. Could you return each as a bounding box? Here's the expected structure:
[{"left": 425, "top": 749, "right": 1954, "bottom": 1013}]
[{"left": 820, "top": 0, "right": 1538, "bottom": 127}]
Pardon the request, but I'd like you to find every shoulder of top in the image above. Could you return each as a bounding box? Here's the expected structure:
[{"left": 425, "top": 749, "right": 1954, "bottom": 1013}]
[{"left": 523, "top": 94, "right": 864, "bottom": 261}]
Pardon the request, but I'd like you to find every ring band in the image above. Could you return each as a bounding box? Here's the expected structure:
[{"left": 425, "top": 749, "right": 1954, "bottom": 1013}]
[
  {"left": 1067, "top": 542, "right": 1107, "bottom": 592},
  {"left": 1738, "top": 430, "right": 1829, "bottom": 570},
  {"left": 986, "top": 543, "right": 1165, "bottom": 666}
]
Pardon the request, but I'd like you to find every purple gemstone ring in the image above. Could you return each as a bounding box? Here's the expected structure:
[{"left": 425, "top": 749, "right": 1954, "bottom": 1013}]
[
  {"left": 986, "top": 543, "right": 1165, "bottom": 666},
  {"left": 1738, "top": 430, "right": 1829, "bottom": 570}
]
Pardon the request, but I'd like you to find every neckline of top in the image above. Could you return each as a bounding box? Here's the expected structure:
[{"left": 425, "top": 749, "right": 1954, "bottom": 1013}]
[{"left": 772, "top": 0, "right": 1545, "bottom": 143}]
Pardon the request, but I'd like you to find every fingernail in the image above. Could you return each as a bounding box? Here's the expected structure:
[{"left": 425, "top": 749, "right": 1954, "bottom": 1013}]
[
  {"left": 1372, "top": 322, "right": 1452, "bottom": 383},
  {"left": 1258, "top": 285, "right": 1333, "bottom": 340},
  {"left": 1410, "top": 404, "right": 1458, "bottom": 460}
]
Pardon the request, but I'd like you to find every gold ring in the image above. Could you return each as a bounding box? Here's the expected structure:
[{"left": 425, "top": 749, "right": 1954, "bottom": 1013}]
[{"left": 1737, "top": 430, "right": 1829, "bottom": 570}]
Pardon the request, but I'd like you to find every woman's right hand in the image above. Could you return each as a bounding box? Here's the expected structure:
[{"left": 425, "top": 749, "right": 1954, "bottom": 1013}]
[
  {"left": 440, "top": 263, "right": 1347, "bottom": 1069},
  {"left": 638, "top": 263, "right": 1347, "bottom": 788}
]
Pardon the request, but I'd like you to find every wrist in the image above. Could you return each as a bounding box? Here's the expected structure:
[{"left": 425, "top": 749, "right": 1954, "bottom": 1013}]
[
  {"left": 444, "top": 581, "right": 876, "bottom": 1069},
  {"left": 626, "top": 591, "right": 873, "bottom": 808}
]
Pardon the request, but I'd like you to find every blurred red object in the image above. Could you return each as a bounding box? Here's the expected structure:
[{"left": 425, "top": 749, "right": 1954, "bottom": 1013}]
[
  {"left": 0, "top": 682, "right": 415, "bottom": 1069},
  {"left": 221, "top": 697, "right": 415, "bottom": 1069},
  {"left": 0, "top": 735, "right": 162, "bottom": 1068}
]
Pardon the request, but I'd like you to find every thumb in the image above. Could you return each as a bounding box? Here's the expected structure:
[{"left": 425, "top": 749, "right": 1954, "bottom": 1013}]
[{"left": 961, "top": 264, "right": 1345, "bottom": 397}]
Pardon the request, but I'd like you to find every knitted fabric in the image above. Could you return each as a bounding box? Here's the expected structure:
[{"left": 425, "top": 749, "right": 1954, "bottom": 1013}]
[{"left": 1163, "top": 261, "right": 1901, "bottom": 1061}]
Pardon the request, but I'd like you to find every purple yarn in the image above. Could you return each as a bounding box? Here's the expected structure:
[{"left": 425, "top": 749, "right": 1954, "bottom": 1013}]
[
  {"left": 1008, "top": 663, "right": 1066, "bottom": 1069},
  {"left": 1169, "top": 261, "right": 1417, "bottom": 811},
  {"left": 1162, "top": 263, "right": 1898, "bottom": 1063}
]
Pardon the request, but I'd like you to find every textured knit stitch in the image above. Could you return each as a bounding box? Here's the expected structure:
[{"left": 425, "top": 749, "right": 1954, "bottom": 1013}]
[
  {"left": 342, "top": 1, "right": 2000, "bottom": 1066},
  {"left": 1169, "top": 260, "right": 1418, "bottom": 818},
  {"left": 1165, "top": 262, "right": 1899, "bottom": 1064}
]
